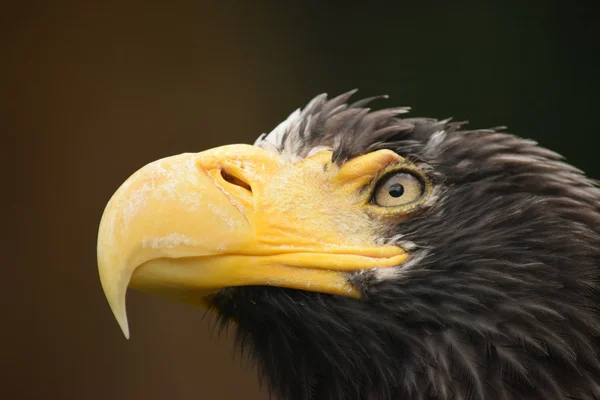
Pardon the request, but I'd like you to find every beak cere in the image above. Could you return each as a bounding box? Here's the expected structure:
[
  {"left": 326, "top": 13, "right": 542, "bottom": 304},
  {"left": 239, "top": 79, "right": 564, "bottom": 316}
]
[{"left": 97, "top": 144, "right": 408, "bottom": 338}]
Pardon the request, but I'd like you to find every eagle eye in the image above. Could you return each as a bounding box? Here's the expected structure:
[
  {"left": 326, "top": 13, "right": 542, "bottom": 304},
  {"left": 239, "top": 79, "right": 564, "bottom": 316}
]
[{"left": 373, "top": 171, "right": 424, "bottom": 207}]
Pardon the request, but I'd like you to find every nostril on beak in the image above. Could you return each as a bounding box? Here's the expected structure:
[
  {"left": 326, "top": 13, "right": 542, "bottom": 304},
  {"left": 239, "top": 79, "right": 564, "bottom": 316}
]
[{"left": 220, "top": 169, "right": 252, "bottom": 193}]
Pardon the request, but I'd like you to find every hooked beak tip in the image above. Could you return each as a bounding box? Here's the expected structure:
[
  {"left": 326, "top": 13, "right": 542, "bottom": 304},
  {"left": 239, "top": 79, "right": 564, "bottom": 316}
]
[
  {"left": 116, "top": 308, "right": 131, "bottom": 340},
  {"left": 99, "top": 268, "right": 132, "bottom": 339}
]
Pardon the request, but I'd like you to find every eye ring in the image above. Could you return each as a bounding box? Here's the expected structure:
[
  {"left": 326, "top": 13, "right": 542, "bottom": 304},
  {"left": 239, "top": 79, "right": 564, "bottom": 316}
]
[{"left": 371, "top": 170, "right": 426, "bottom": 208}]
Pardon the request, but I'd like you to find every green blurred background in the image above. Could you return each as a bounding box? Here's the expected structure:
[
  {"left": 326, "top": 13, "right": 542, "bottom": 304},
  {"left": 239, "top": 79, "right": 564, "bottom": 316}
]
[{"left": 5, "top": 1, "right": 598, "bottom": 399}]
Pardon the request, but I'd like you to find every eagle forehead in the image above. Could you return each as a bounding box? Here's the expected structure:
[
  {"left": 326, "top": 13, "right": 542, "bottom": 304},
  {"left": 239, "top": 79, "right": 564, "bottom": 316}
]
[{"left": 253, "top": 90, "right": 417, "bottom": 164}]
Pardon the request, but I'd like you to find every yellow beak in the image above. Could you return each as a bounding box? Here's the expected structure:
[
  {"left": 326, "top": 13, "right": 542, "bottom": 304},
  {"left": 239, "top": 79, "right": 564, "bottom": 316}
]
[{"left": 97, "top": 144, "right": 408, "bottom": 338}]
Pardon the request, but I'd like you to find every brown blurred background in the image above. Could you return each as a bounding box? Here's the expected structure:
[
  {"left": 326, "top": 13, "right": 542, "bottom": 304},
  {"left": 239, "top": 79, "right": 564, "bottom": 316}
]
[{"left": 4, "top": 1, "right": 599, "bottom": 399}]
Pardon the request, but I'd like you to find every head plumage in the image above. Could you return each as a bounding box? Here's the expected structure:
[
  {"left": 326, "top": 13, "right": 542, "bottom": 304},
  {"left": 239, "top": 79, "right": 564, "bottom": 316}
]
[{"left": 254, "top": 90, "right": 464, "bottom": 164}]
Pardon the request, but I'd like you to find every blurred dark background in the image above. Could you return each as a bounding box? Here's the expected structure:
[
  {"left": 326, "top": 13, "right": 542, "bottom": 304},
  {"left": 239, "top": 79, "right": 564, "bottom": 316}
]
[{"left": 4, "top": 1, "right": 599, "bottom": 399}]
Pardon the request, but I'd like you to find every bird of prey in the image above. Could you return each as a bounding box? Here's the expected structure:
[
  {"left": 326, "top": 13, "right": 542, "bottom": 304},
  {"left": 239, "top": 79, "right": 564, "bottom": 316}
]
[{"left": 97, "top": 90, "right": 600, "bottom": 400}]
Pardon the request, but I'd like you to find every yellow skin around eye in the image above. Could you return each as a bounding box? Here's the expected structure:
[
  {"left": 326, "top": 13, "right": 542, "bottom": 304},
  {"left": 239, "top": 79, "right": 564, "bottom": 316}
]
[{"left": 374, "top": 173, "right": 424, "bottom": 207}]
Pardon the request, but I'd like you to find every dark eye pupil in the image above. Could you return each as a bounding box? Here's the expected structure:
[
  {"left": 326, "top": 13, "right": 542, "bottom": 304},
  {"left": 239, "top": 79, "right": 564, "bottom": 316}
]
[{"left": 389, "top": 183, "right": 404, "bottom": 198}]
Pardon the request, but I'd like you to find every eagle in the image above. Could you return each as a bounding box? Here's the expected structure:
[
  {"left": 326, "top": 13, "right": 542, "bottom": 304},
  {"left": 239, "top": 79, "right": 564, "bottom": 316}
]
[{"left": 97, "top": 90, "right": 600, "bottom": 400}]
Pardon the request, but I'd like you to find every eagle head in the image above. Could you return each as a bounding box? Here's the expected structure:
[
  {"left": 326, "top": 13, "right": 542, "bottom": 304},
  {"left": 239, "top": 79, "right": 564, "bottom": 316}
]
[{"left": 97, "top": 90, "right": 600, "bottom": 400}]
